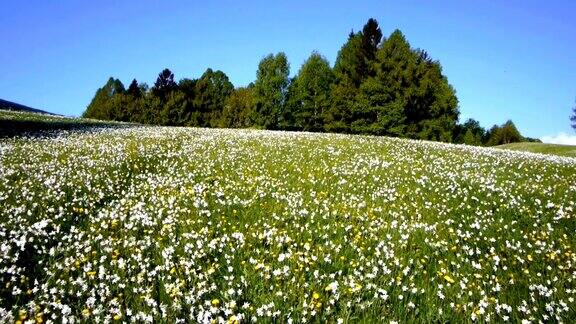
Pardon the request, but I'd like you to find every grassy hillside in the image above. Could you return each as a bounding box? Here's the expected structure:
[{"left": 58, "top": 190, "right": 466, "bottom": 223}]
[
  {"left": 0, "top": 109, "right": 127, "bottom": 138},
  {"left": 0, "top": 116, "right": 575, "bottom": 323},
  {"left": 496, "top": 142, "right": 576, "bottom": 157}
]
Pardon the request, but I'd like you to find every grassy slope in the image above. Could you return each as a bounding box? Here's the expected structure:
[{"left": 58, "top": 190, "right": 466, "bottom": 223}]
[
  {"left": 0, "top": 112, "right": 575, "bottom": 322},
  {"left": 496, "top": 142, "right": 576, "bottom": 157},
  {"left": 0, "top": 109, "right": 129, "bottom": 138}
]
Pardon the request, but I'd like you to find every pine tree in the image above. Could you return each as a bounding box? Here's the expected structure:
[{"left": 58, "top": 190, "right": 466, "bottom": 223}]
[
  {"left": 127, "top": 79, "right": 142, "bottom": 98},
  {"left": 152, "top": 68, "right": 178, "bottom": 100},
  {"left": 360, "top": 18, "right": 383, "bottom": 74},
  {"left": 194, "top": 69, "right": 234, "bottom": 127},
  {"left": 499, "top": 120, "right": 522, "bottom": 144},
  {"left": 354, "top": 29, "right": 458, "bottom": 140},
  {"left": 220, "top": 87, "right": 254, "bottom": 128},
  {"left": 333, "top": 32, "right": 365, "bottom": 88},
  {"left": 83, "top": 77, "right": 125, "bottom": 120}
]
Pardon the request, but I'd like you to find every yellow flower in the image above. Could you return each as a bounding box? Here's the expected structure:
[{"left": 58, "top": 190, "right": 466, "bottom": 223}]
[
  {"left": 82, "top": 309, "right": 90, "bottom": 317},
  {"left": 212, "top": 298, "right": 220, "bottom": 307},
  {"left": 527, "top": 254, "right": 533, "bottom": 261},
  {"left": 113, "top": 314, "right": 121, "bottom": 321},
  {"left": 312, "top": 292, "right": 320, "bottom": 300},
  {"left": 444, "top": 275, "right": 455, "bottom": 283}
]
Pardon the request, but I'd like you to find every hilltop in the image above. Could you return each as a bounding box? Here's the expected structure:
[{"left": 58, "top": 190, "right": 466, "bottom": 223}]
[
  {"left": 0, "top": 98, "right": 56, "bottom": 115},
  {"left": 496, "top": 142, "right": 576, "bottom": 158},
  {"left": 0, "top": 109, "right": 128, "bottom": 138}
]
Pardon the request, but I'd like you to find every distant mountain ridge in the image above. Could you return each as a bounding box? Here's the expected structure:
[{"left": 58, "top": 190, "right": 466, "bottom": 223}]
[{"left": 0, "top": 98, "right": 57, "bottom": 115}]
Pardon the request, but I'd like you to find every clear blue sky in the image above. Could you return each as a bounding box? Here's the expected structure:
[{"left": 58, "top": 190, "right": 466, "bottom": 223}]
[{"left": 1, "top": 0, "right": 575, "bottom": 139}]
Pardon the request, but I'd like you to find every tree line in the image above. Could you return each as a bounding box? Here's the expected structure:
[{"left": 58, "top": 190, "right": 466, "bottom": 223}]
[{"left": 83, "top": 18, "right": 534, "bottom": 146}]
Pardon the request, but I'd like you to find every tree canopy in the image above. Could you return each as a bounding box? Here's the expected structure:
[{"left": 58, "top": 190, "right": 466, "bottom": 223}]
[{"left": 83, "top": 18, "right": 528, "bottom": 146}]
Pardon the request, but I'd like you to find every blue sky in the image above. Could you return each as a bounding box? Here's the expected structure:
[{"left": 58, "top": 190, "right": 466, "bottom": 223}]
[{"left": 1, "top": 1, "right": 575, "bottom": 140}]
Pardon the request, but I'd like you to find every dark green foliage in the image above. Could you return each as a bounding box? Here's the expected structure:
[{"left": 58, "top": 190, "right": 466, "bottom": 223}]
[
  {"left": 81, "top": 18, "right": 528, "bottom": 145},
  {"left": 83, "top": 77, "right": 125, "bottom": 120},
  {"left": 486, "top": 120, "right": 523, "bottom": 146},
  {"left": 454, "top": 119, "right": 485, "bottom": 145},
  {"left": 220, "top": 87, "right": 254, "bottom": 128},
  {"left": 353, "top": 77, "right": 406, "bottom": 136},
  {"left": 252, "top": 53, "right": 290, "bottom": 129},
  {"left": 333, "top": 33, "right": 366, "bottom": 89},
  {"left": 194, "top": 69, "right": 234, "bottom": 127},
  {"left": 353, "top": 29, "right": 459, "bottom": 141},
  {"left": 287, "top": 52, "right": 334, "bottom": 131},
  {"left": 152, "top": 69, "right": 178, "bottom": 100},
  {"left": 127, "top": 79, "right": 142, "bottom": 98},
  {"left": 523, "top": 137, "right": 542, "bottom": 143},
  {"left": 327, "top": 31, "right": 367, "bottom": 133},
  {"left": 360, "top": 18, "right": 383, "bottom": 74}
]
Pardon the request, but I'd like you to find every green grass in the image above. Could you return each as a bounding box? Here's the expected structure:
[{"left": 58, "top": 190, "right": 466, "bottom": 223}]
[
  {"left": 496, "top": 142, "right": 576, "bottom": 157},
  {"left": 0, "top": 109, "right": 128, "bottom": 138},
  {"left": 0, "top": 113, "right": 575, "bottom": 323}
]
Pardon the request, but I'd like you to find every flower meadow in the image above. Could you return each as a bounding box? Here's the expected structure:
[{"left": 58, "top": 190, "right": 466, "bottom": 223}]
[{"left": 0, "top": 125, "right": 575, "bottom": 323}]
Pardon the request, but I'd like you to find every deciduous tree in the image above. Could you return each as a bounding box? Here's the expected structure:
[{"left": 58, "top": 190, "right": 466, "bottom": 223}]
[
  {"left": 288, "top": 52, "right": 334, "bottom": 131},
  {"left": 252, "top": 53, "right": 290, "bottom": 129}
]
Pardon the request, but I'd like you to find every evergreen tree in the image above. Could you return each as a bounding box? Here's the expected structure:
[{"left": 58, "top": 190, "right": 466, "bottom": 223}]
[
  {"left": 176, "top": 78, "right": 199, "bottom": 126},
  {"left": 485, "top": 125, "right": 501, "bottom": 146},
  {"left": 194, "top": 69, "right": 234, "bottom": 127},
  {"left": 499, "top": 120, "right": 522, "bottom": 144},
  {"left": 83, "top": 77, "right": 125, "bottom": 120},
  {"left": 252, "top": 53, "right": 290, "bottom": 129},
  {"left": 287, "top": 52, "right": 334, "bottom": 131},
  {"left": 333, "top": 32, "right": 365, "bottom": 88},
  {"left": 360, "top": 18, "right": 383, "bottom": 74},
  {"left": 354, "top": 29, "right": 458, "bottom": 140},
  {"left": 485, "top": 120, "right": 522, "bottom": 145},
  {"left": 455, "top": 118, "right": 485, "bottom": 145},
  {"left": 327, "top": 33, "right": 365, "bottom": 133},
  {"left": 160, "top": 90, "right": 188, "bottom": 126},
  {"left": 81, "top": 17, "right": 466, "bottom": 142},
  {"left": 462, "top": 129, "right": 481, "bottom": 145},
  {"left": 353, "top": 30, "right": 414, "bottom": 135},
  {"left": 220, "top": 87, "right": 254, "bottom": 128},
  {"left": 152, "top": 68, "right": 178, "bottom": 100},
  {"left": 127, "top": 79, "right": 142, "bottom": 98}
]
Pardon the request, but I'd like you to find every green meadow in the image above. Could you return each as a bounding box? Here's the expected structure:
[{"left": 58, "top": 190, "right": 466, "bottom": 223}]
[{"left": 1, "top": 113, "right": 575, "bottom": 323}]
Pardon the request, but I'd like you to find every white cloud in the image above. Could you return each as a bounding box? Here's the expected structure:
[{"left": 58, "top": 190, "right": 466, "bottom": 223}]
[{"left": 540, "top": 132, "right": 576, "bottom": 145}]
